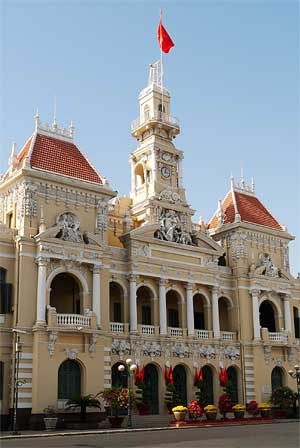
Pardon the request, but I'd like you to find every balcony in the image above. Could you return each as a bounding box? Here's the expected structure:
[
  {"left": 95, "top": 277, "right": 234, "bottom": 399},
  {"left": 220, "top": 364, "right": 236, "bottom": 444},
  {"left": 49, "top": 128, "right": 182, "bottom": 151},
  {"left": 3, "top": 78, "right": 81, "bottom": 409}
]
[
  {"left": 131, "top": 111, "right": 180, "bottom": 134},
  {"left": 221, "top": 331, "right": 237, "bottom": 342},
  {"left": 47, "top": 306, "right": 96, "bottom": 329},
  {"left": 261, "top": 328, "right": 289, "bottom": 344},
  {"left": 168, "top": 327, "right": 184, "bottom": 337},
  {"left": 195, "top": 329, "right": 211, "bottom": 340},
  {"left": 139, "top": 324, "right": 156, "bottom": 336}
]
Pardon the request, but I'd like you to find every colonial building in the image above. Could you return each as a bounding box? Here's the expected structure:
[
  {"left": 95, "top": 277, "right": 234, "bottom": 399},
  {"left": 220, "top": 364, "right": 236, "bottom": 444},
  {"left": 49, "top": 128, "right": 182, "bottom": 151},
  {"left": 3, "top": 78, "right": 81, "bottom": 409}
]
[{"left": 0, "top": 61, "right": 299, "bottom": 428}]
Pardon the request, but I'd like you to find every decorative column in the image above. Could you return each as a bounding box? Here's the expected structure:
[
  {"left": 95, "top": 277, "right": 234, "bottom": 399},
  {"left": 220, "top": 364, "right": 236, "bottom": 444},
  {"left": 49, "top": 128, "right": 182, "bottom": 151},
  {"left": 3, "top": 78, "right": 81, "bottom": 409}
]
[
  {"left": 152, "top": 148, "right": 157, "bottom": 183},
  {"left": 130, "top": 156, "right": 135, "bottom": 194},
  {"left": 129, "top": 274, "right": 137, "bottom": 333},
  {"left": 36, "top": 257, "right": 48, "bottom": 325},
  {"left": 186, "top": 283, "right": 194, "bottom": 336},
  {"left": 251, "top": 289, "right": 261, "bottom": 340},
  {"left": 159, "top": 279, "right": 167, "bottom": 335},
  {"left": 92, "top": 266, "right": 101, "bottom": 328},
  {"left": 283, "top": 294, "right": 292, "bottom": 333},
  {"left": 212, "top": 286, "right": 220, "bottom": 339}
]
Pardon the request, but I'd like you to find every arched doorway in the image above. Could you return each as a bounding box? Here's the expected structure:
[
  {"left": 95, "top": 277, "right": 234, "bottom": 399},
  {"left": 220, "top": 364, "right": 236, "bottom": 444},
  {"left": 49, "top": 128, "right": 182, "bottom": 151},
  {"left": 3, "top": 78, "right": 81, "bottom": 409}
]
[
  {"left": 173, "top": 365, "right": 187, "bottom": 405},
  {"left": 143, "top": 364, "right": 159, "bottom": 414},
  {"left": 50, "top": 273, "right": 81, "bottom": 314},
  {"left": 293, "top": 307, "right": 300, "bottom": 338},
  {"left": 271, "top": 367, "right": 284, "bottom": 391},
  {"left": 166, "top": 290, "right": 181, "bottom": 328},
  {"left": 109, "top": 282, "right": 124, "bottom": 323},
  {"left": 193, "top": 294, "right": 206, "bottom": 330},
  {"left": 259, "top": 301, "right": 276, "bottom": 332},
  {"left": 111, "top": 362, "right": 128, "bottom": 388},
  {"left": 137, "top": 286, "right": 153, "bottom": 326},
  {"left": 219, "top": 297, "right": 231, "bottom": 331},
  {"left": 198, "top": 365, "right": 214, "bottom": 406},
  {"left": 227, "top": 366, "right": 238, "bottom": 404},
  {"left": 58, "top": 360, "right": 81, "bottom": 399}
]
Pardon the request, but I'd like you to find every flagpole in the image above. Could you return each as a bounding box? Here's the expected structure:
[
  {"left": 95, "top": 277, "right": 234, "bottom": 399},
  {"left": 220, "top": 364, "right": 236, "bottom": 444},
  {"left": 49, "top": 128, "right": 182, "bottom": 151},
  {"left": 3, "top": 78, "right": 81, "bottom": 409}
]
[{"left": 160, "top": 8, "right": 164, "bottom": 118}]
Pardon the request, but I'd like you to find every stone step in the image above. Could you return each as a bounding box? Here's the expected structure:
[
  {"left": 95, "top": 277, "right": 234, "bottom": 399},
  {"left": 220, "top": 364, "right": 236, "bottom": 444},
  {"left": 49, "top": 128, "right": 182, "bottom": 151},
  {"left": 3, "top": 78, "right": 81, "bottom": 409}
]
[{"left": 98, "top": 414, "right": 173, "bottom": 429}]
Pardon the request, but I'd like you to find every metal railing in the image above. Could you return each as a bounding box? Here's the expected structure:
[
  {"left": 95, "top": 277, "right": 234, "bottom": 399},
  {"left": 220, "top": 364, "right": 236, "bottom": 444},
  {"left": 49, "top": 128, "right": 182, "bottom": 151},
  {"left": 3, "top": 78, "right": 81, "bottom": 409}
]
[
  {"left": 110, "top": 322, "right": 125, "bottom": 333},
  {"left": 131, "top": 111, "right": 180, "bottom": 131},
  {"left": 56, "top": 313, "right": 91, "bottom": 327},
  {"left": 195, "top": 329, "right": 209, "bottom": 339}
]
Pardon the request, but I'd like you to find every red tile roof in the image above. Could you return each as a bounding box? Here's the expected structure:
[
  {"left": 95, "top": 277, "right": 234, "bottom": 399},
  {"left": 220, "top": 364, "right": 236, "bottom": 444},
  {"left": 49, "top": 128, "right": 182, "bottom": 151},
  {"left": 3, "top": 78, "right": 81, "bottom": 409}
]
[
  {"left": 208, "top": 189, "right": 283, "bottom": 231},
  {"left": 8, "top": 132, "right": 102, "bottom": 185}
]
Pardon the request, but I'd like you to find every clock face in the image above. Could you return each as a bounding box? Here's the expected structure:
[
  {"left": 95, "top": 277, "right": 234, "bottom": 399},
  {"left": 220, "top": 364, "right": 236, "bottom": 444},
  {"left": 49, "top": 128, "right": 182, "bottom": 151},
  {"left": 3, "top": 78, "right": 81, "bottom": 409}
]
[
  {"left": 161, "top": 166, "right": 171, "bottom": 178},
  {"left": 162, "top": 152, "right": 171, "bottom": 162}
]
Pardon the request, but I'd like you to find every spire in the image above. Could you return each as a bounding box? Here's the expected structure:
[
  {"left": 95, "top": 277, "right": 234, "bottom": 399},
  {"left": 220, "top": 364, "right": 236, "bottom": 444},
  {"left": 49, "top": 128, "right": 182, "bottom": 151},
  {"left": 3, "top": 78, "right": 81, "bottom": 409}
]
[
  {"left": 240, "top": 166, "right": 245, "bottom": 189},
  {"left": 230, "top": 173, "right": 234, "bottom": 190},
  {"left": 69, "top": 120, "right": 75, "bottom": 138},
  {"left": 251, "top": 176, "right": 255, "bottom": 193},
  {"left": 217, "top": 199, "right": 224, "bottom": 226},
  {"left": 52, "top": 96, "right": 57, "bottom": 131},
  {"left": 9, "top": 142, "right": 18, "bottom": 172}
]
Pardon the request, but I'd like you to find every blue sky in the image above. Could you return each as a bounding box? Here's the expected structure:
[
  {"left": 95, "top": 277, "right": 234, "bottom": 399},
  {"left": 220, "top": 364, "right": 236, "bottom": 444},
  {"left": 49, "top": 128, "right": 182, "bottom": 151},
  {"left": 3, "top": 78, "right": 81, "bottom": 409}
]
[{"left": 1, "top": 0, "right": 299, "bottom": 274}]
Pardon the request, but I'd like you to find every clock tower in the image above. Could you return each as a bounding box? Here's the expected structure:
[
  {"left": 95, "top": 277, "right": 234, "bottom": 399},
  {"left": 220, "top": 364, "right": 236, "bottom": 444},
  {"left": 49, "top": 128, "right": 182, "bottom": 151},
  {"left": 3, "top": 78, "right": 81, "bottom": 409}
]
[{"left": 129, "top": 61, "right": 195, "bottom": 237}]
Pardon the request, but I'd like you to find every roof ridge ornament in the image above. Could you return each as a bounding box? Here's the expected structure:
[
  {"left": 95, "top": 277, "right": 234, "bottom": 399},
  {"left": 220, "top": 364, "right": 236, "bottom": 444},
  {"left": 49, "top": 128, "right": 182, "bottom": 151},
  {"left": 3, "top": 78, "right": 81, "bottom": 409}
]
[
  {"left": 229, "top": 172, "right": 256, "bottom": 197},
  {"left": 33, "top": 111, "right": 74, "bottom": 142}
]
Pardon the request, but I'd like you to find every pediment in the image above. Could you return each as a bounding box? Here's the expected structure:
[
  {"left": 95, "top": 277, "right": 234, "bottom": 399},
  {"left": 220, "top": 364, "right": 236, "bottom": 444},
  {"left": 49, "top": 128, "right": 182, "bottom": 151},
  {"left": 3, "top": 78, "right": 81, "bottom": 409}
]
[
  {"left": 35, "top": 227, "right": 106, "bottom": 250},
  {"left": 121, "top": 224, "right": 223, "bottom": 254}
]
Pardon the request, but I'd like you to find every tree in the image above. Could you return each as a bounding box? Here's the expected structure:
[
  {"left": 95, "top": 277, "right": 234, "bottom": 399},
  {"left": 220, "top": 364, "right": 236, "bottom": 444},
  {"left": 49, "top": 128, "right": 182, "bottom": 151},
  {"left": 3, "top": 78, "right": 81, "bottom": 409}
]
[{"left": 65, "top": 394, "right": 101, "bottom": 422}]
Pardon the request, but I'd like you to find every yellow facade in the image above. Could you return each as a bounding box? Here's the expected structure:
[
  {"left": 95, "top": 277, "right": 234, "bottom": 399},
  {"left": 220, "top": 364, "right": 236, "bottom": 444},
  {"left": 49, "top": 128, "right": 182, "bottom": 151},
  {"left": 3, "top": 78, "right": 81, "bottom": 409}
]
[{"left": 0, "top": 62, "right": 299, "bottom": 429}]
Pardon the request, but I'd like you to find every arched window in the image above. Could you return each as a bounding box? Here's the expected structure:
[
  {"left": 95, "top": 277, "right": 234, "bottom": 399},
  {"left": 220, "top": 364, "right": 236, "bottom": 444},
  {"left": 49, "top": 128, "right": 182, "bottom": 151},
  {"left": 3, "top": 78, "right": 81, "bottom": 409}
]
[
  {"left": 58, "top": 360, "right": 81, "bottom": 399},
  {"left": 166, "top": 290, "right": 181, "bottom": 328},
  {"left": 259, "top": 301, "right": 276, "bottom": 332},
  {"left": 50, "top": 273, "right": 81, "bottom": 314},
  {"left": 135, "top": 164, "right": 145, "bottom": 187},
  {"left": 293, "top": 307, "right": 300, "bottom": 339},
  {"left": 227, "top": 366, "right": 238, "bottom": 404},
  {"left": 109, "top": 282, "right": 124, "bottom": 323},
  {"left": 271, "top": 366, "right": 284, "bottom": 391},
  {"left": 137, "top": 286, "right": 153, "bottom": 326}
]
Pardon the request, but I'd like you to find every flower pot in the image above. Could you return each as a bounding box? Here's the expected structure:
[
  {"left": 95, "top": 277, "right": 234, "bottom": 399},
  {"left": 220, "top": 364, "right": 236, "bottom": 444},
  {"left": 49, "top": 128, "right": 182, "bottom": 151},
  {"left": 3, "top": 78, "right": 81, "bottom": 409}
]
[
  {"left": 108, "top": 416, "right": 125, "bottom": 428},
  {"left": 43, "top": 417, "right": 58, "bottom": 431},
  {"left": 233, "top": 410, "right": 245, "bottom": 419},
  {"left": 205, "top": 411, "right": 217, "bottom": 421},
  {"left": 173, "top": 411, "right": 187, "bottom": 422},
  {"left": 260, "top": 409, "right": 271, "bottom": 418}
]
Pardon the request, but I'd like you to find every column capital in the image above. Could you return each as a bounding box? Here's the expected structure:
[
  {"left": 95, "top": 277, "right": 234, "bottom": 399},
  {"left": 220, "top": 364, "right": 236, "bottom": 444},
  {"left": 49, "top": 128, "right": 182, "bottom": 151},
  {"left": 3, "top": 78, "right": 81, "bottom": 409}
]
[
  {"left": 250, "top": 288, "right": 261, "bottom": 297},
  {"left": 185, "top": 282, "right": 194, "bottom": 291},
  {"left": 159, "top": 278, "right": 168, "bottom": 288},
  {"left": 35, "top": 256, "right": 49, "bottom": 267},
  {"left": 282, "top": 292, "right": 292, "bottom": 301},
  {"left": 211, "top": 285, "right": 219, "bottom": 295},
  {"left": 91, "top": 265, "right": 103, "bottom": 275},
  {"left": 128, "top": 273, "right": 138, "bottom": 282}
]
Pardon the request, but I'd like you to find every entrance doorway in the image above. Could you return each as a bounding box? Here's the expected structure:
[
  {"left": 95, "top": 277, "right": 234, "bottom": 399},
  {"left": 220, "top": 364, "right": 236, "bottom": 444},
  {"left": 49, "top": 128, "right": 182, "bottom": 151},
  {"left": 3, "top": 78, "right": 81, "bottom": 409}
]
[
  {"left": 143, "top": 364, "right": 159, "bottom": 414},
  {"left": 173, "top": 365, "right": 187, "bottom": 405}
]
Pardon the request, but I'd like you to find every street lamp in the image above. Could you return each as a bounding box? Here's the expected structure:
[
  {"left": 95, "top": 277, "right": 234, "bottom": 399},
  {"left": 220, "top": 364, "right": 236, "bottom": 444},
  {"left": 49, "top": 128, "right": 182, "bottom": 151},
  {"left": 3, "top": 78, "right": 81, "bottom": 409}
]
[
  {"left": 11, "top": 329, "right": 27, "bottom": 435},
  {"left": 118, "top": 358, "right": 137, "bottom": 429},
  {"left": 288, "top": 364, "right": 300, "bottom": 420}
]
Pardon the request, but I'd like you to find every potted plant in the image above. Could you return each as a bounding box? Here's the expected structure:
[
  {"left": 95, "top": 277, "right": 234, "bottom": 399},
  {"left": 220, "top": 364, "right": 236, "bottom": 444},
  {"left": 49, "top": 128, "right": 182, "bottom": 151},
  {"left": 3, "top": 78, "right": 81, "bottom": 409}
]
[
  {"left": 187, "top": 400, "right": 203, "bottom": 421},
  {"left": 246, "top": 400, "right": 259, "bottom": 417},
  {"left": 100, "top": 387, "right": 129, "bottom": 428},
  {"left": 270, "top": 386, "right": 297, "bottom": 418},
  {"left": 65, "top": 394, "right": 102, "bottom": 428},
  {"left": 43, "top": 405, "right": 58, "bottom": 431},
  {"left": 204, "top": 404, "right": 217, "bottom": 420},
  {"left": 232, "top": 404, "right": 246, "bottom": 419},
  {"left": 258, "top": 402, "right": 272, "bottom": 418},
  {"left": 218, "top": 393, "right": 232, "bottom": 419},
  {"left": 172, "top": 405, "right": 188, "bottom": 422}
]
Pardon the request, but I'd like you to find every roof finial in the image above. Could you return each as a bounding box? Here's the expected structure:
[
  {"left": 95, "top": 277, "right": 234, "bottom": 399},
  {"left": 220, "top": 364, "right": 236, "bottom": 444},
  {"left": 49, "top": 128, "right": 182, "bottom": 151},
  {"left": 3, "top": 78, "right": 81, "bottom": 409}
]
[
  {"left": 9, "top": 142, "right": 18, "bottom": 171},
  {"left": 230, "top": 173, "right": 234, "bottom": 190},
  {"left": 69, "top": 120, "right": 75, "bottom": 139},
  {"left": 251, "top": 176, "right": 255, "bottom": 193},
  {"left": 34, "top": 108, "right": 40, "bottom": 131},
  {"left": 217, "top": 199, "right": 224, "bottom": 226},
  {"left": 52, "top": 96, "right": 57, "bottom": 131},
  {"left": 240, "top": 166, "right": 245, "bottom": 189}
]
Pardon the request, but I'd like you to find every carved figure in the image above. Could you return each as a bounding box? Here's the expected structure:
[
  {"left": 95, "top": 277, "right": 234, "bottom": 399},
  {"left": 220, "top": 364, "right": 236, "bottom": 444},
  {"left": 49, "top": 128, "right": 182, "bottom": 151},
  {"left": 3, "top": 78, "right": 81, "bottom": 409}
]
[{"left": 155, "top": 208, "right": 194, "bottom": 246}]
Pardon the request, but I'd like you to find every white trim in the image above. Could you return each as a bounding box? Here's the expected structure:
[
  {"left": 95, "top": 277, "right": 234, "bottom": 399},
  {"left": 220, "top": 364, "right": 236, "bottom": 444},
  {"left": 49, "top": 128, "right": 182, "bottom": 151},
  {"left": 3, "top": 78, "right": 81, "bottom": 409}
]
[
  {"left": 103, "top": 383, "right": 112, "bottom": 389},
  {"left": 104, "top": 375, "right": 111, "bottom": 380},
  {"left": 18, "top": 392, "right": 32, "bottom": 398},
  {"left": 20, "top": 353, "right": 33, "bottom": 359},
  {"left": 18, "top": 373, "right": 32, "bottom": 379},
  {"left": 19, "top": 363, "right": 32, "bottom": 369},
  {"left": 245, "top": 369, "right": 254, "bottom": 374},
  {"left": 244, "top": 362, "right": 254, "bottom": 367},
  {"left": 0, "top": 253, "right": 15, "bottom": 259},
  {"left": 17, "top": 402, "right": 32, "bottom": 408},
  {"left": 104, "top": 356, "right": 111, "bottom": 362},
  {"left": 46, "top": 266, "right": 89, "bottom": 295},
  {"left": 104, "top": 366, "right": 111, "bottom": 371}
]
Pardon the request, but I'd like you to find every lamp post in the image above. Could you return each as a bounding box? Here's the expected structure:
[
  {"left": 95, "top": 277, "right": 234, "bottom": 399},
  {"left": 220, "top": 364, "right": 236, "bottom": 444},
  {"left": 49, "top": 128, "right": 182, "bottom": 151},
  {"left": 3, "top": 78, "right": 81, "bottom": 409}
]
[
  {"left": 288, "top": 364, "right": 300, "bottom": 420},
  {"left": 118, "top": 358, "right": 137, "bottom": 429},
  {"left": 11, "top": 329, "right": 27, "bottom": 435}
]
